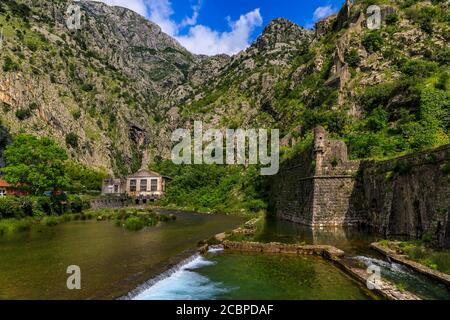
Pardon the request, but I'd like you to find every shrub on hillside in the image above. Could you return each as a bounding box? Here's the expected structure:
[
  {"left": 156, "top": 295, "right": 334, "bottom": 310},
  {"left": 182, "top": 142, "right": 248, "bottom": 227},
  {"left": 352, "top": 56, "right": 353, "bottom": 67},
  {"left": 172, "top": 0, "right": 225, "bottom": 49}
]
[
  {"left": 400, "top": 59, "right": 438, "bottom": 78},
  {"left": 15, "top": 108, "right": 32, "bottom": 120},
  {"left": 3, "top": 56, "right": 20, "bottom": 72},
  {"left": 65, "top": 133, "right": 79, "bottom": 149},
  {"left": 362, "top": 31, "right": 384, "bottom": 53}
]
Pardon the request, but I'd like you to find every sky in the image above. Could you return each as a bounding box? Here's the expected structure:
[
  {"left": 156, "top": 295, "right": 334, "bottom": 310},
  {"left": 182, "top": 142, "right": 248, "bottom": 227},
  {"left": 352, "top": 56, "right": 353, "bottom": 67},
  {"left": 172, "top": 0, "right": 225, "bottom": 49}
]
[{"left": 93, "top": 0, "right": 346, "bottom": 55}]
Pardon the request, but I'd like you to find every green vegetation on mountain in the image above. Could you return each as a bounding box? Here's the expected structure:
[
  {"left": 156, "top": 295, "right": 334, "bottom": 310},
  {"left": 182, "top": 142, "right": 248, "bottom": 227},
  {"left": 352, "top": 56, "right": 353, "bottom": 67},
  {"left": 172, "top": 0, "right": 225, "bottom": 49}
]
[
  {"left": 151, "top": 161, "right": 267, "bottom": 215},
  {"left": 0, "top": 0, "right": 449, "bottom": 214}
]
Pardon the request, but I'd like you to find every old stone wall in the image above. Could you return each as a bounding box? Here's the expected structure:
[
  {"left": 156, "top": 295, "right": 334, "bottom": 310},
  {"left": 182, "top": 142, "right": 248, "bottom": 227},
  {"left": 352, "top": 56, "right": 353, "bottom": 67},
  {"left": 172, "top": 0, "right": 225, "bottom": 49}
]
[
  {"left": 89, "top": 197, "right": 130, "bottom": 210},
  {"left": 357, "top": 145, "right": 450, "bottom": 247},
  {"left": 273, "top": 127, "right": 450, "bottom": 247},
  {"left": 272, "top": 126, "right": 364, "bottom": 226},
  {"left": 312, "top": 176, "right": 365, "bottom": 226}
]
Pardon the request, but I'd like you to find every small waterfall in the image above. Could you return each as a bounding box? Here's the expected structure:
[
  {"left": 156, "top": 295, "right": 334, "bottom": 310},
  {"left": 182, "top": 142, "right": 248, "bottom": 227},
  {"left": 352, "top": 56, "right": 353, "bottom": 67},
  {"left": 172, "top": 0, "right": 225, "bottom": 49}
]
[
  {"left": 354, "top": 255, "right": 408, "bottom": 275},
  {"left": 121, "top": 254, "right": 202, "bottom": 300},
  {"left": 207, "top": 245, "right": 225, "bottom": 253},
  {"left": 123, "top": 246, "right": 228, "bottom": 300},
  {"left": 353, "top": 255, "right": 450, "bottom": 299}
]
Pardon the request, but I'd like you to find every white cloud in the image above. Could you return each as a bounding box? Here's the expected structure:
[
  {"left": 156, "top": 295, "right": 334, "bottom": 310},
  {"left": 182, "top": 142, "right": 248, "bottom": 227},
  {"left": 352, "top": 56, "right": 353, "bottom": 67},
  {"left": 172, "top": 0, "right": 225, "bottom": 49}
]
[
  {"left": 313, "top": 5, "right": 337, "bottom": 21},
  {"left": 180, "top": 0, "right": 202, "bottom": 28},
  {"left": 146, "top": 0, "right": 179, "bottom": 36},
  {"left": 93, "top": 0, "right": 263, "bottom": 55},
  {"left": 175, "top": 9, "right": 263, "bottom": 55}
]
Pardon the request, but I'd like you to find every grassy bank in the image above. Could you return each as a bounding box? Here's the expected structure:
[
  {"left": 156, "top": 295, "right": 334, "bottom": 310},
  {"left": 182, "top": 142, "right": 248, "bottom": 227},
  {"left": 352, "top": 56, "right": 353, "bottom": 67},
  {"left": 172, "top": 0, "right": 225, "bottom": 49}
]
[
  {"left": 96, "top": 207, "right": 176, "bottom": 231},
  {"left": 0, "top": 207, "right": 176, "bottom": 235},
  {"left": 378, "top": 240, "right": 450, "bottom": 274}
]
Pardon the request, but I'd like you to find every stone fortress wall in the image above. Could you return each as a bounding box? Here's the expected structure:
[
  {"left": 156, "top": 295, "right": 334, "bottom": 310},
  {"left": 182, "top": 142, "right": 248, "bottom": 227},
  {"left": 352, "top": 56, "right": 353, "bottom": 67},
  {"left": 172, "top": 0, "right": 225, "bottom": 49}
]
[{"left": 272, "top": 127, "right": 450, "bottom": 247}]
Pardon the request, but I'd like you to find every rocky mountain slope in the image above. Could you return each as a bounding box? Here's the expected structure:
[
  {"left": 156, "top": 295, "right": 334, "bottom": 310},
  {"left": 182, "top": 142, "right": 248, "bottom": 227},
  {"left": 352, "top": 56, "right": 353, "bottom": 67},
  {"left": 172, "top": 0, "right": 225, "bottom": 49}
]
[{"left": 0, "top": 0, "right": 448, "bottom": 175}]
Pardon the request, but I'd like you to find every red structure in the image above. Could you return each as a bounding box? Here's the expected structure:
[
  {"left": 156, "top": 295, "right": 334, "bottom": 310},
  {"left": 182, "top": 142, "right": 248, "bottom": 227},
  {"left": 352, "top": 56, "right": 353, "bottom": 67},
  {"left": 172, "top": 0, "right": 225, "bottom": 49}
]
[{"left": 0, "top": 179, "right": 28, "bottom": 197}]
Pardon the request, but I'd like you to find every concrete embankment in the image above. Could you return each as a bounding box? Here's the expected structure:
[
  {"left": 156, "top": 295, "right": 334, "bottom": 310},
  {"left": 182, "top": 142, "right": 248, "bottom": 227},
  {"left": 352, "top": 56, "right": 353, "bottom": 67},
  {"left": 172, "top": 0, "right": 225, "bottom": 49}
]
[{"left": 371, "top": 242, "right": 450, "bottom": 287}]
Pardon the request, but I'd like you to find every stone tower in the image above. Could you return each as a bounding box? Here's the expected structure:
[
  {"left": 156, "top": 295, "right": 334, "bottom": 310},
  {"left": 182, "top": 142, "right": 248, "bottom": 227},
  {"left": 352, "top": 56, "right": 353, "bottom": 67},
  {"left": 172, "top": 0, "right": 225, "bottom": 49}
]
[{"left": 313, "top": 126, "right": 326, "bottom": 176}]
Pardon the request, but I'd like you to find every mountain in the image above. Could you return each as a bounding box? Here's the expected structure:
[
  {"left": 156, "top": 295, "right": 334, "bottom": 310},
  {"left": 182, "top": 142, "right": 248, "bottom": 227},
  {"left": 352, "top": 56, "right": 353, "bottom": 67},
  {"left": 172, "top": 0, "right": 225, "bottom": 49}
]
[{"left": 0, "top": 0, "right": 448, "bottom": 175}]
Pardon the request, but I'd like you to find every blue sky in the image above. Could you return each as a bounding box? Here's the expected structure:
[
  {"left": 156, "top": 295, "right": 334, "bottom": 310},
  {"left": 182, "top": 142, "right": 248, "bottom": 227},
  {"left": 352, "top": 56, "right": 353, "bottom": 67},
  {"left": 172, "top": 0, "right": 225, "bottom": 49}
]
[{"left": 95, "top": 0, "right": 346, "bottom": 55}]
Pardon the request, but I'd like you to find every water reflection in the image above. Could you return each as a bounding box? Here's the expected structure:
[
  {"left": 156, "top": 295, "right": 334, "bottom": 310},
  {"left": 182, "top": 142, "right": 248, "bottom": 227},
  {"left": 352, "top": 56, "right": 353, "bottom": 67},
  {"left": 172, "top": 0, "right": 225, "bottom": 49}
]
[
  {"left": 253, "top": 217, "right": 450, "bottom": 300},
  {"left": 254, "top": 217, "right": 382, "bottom": 255}
]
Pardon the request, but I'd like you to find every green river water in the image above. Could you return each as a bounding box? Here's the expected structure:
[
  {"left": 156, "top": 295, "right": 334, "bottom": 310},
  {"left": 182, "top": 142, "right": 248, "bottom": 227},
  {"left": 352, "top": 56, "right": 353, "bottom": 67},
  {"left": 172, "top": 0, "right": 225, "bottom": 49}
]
[{"left": 0, "top": 212, "right": 449, "bottom": 300}]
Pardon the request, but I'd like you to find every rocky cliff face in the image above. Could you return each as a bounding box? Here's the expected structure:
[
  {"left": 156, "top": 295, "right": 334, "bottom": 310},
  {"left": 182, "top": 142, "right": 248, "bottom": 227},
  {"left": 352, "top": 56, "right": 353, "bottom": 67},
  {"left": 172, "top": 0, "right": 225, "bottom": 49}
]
[
  {"left": 0, "top": 0, "right": 200, "bottom": 174},
  {"left": 0, "top": 0, "right": 448, "bottom": 174}
]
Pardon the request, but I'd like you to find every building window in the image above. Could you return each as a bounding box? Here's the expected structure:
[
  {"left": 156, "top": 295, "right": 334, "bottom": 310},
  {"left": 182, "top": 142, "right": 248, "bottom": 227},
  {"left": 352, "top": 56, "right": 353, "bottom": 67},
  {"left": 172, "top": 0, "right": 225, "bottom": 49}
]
[
  {"left": 0, "top": 188, "right": 6, "bottom": 197},
  {"left": 150, "top": 179, "right": 158, "bottom": 192},
  {"left": 140, "top": 179, "right": 148, "bottom": 192},
  {"left": 114, "top": 185, "right": 119, "bottom": 193},
  {"left": 130, "top": 179, "right": 137, "bottom": 192}
]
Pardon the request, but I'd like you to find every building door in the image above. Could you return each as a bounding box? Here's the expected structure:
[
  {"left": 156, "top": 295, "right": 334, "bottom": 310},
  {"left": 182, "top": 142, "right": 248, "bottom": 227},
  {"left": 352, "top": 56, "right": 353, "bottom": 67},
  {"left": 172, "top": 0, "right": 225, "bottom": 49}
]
[{"left": 0, "top": 188, "right": 6, "bottom": 197}]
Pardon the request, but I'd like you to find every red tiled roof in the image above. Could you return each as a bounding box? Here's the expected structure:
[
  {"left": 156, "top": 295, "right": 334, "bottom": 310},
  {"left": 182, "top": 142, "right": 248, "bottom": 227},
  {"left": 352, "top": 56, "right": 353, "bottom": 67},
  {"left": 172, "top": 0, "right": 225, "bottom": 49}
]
[{"left": 0, "top": 179, "right": 11, "bottom": 188}]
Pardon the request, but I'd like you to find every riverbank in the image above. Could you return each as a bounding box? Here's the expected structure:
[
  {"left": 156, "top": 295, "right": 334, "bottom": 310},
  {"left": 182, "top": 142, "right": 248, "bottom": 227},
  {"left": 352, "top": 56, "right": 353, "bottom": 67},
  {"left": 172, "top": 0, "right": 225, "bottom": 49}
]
[
  {"left": 371, "top": 241, "right": 450, "bottom": 286},
  {"left": 0, "top": 207, "right": 177, "bottom": 235}
]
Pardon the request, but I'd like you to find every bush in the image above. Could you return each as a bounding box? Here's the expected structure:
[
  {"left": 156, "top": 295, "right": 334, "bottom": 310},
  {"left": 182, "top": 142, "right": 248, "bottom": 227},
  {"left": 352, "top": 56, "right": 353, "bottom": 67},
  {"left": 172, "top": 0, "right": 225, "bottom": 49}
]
[
  {"left": 345, "top": 49, "right": 361, "bottom": 68},
  {"left": 81, "top": 83, "right": 94, "bottom": 92},
  {"left": 65, "top": 133, "right": 79, "bottom": 149},
  {"left": 20, "top": 197, "right": 34, "bottom": 217},
  {"left": 15, "top": 108, "right": 32, "bottom": 120},
  {"left": 3, "top": 56, "right": 20, "bottom": 72},
  {"left": 385, "top": 12, "right": 399, "bottom": 25},
  {"left": 37, "top": 197, "right": 52, "bottom": 215},
  {"left": 436, "top": 72, "right": 449, "bottom": 91},
  {"left": 42, "top": 216, "right": 60, "bottom": 226},
  {"left": 0, "top": 218, "right": 32, "bottom": 235},
  {"left": 362, "top": 31, "right": 384, "bottom": 53},
  {"left": 72, "top": 110, "right": 81, "bottom": 120},
  {"left": 65, "top": 162, "right": 107, "bottom": 193},
  {"left": 441, "top": 163, "right": 450, "bottom": 175},
  {"left": 417, "top": 6, "right": 439, "bottom": 34},
  {"left": 69, "top": 196, "right": 83, "bottom": 213},
  {"left": 124, "top": 217, "right": 145, "bottom": 231},
  {"left": 400, "top": 59, "right": 438, "bottom": 78},
  {"left": 0, "top": 197, "right": 24, "bottom": 219}
]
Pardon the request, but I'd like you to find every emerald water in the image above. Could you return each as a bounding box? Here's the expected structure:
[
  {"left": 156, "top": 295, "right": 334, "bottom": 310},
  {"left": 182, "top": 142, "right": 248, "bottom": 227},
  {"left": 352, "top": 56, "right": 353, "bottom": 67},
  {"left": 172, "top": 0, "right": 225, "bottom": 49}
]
[
  {"left": 133, "top": 249, "right": 373, "bottom": 300},
  {"left": 133, "top": 218, "right": 450, "bottom": 300},
  {"left": 0, "top": 211, "right": 244, "bottom": 299},
  {"left": 253, "top": 218, "right": 450, "bottom": 300}
]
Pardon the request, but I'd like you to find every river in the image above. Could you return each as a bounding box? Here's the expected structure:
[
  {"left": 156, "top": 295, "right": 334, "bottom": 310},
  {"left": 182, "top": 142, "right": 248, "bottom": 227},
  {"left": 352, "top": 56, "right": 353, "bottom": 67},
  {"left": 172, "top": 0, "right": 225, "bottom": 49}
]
[
  {"left": 0, "top": 211, "right": 243, "bottom": 299},
  {"left": 1, "top": 213, "right": 449, "bottom": 300},
  {"left": 132, "top": 217, "right": 450, "bottom": 300}
]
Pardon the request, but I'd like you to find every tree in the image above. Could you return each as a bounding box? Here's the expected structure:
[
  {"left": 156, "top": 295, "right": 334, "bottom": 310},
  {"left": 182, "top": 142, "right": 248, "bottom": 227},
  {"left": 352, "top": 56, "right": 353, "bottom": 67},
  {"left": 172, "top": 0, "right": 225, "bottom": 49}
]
[
  {"left": 65, "top": 162, "right": 108, "bottom": 193},
  {"left": 1, "top": 134, "right": 69, "bottom": 194}
]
